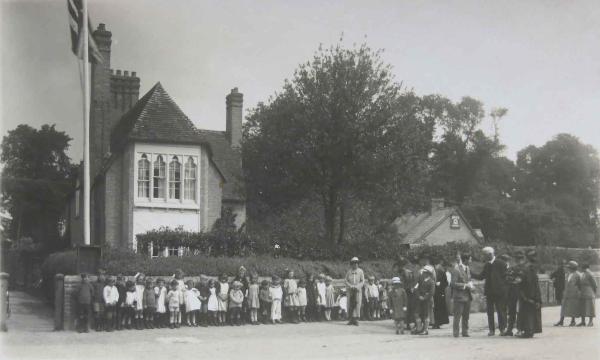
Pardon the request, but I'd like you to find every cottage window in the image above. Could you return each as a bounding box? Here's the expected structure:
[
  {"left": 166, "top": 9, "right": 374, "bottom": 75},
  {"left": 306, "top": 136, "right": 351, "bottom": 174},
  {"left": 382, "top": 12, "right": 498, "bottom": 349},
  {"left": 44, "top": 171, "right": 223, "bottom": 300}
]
[
  {"left": 137, "top": 154, "right": 150, "bottom": 198},
  {"left": 153, "top": 155, "right": 166, "bottom": 199},
  {"left": 184, "top": 157, "right": 197, "bottom": 200},
  {"left": 169, "top": 156, "right": 182, "bottom": 200},
  {"left": 166, "top": 246, "right": 181, "bottom": 257}
]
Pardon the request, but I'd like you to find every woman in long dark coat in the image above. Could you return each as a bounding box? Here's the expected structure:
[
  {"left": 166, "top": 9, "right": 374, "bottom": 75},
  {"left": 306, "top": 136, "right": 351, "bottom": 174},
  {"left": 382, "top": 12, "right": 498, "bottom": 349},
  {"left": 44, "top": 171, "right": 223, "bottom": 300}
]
[
  {"left": 517, "top": 251, "right": 542, "bottom": 338},
  {"left": 432, "top": 261, "right": 449, "bottom": 328}
]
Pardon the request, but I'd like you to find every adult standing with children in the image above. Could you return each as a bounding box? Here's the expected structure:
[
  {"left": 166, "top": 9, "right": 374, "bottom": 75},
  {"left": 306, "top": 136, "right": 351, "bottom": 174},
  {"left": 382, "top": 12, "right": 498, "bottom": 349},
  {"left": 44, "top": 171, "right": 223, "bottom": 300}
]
[
  {"left": 471, "top": 246, "right": 508, "bottom": 336},
  {"left": 345, "top": 257, "right": 365, "bottom": 326}
]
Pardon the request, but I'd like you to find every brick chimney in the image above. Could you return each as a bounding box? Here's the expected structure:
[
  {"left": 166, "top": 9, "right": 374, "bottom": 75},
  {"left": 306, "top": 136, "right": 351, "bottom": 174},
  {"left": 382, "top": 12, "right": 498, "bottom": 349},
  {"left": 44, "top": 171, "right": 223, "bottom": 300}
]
[
  {"left": 430, "top": 198, "right": 445, "bottom": 213},
  {"left": 90, "top": 23, "right": 113, "bottom": 178},
  {"left": 90, "top": 24, "right": 140, "bottom": 177},
  {"left": 226, "top": 88, "right": 243, "bottom": 148},
  {"left": 110, "top": 69, "right": 140, "bottom": 114}
]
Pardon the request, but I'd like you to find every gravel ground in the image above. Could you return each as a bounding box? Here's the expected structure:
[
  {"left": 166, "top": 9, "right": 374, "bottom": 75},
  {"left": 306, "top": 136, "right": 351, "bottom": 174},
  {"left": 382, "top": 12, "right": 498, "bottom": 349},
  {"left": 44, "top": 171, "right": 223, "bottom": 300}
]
[{"left": 1, "top": 292, "right": 598, "bottom": 360}]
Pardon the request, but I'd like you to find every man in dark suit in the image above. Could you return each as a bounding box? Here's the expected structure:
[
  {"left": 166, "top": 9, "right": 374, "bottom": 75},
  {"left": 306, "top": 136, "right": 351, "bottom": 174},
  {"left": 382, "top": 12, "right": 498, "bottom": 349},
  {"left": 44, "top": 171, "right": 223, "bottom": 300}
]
[{"left": 472, "top": 246, "right": 508, "bottom": 336}]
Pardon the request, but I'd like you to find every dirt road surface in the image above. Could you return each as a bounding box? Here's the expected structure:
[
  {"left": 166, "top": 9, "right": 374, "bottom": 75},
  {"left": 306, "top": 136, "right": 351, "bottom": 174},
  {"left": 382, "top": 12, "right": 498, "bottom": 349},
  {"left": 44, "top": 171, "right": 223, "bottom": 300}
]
[{"left": 1, "top": 292, "right": 598, "bottom": 360}]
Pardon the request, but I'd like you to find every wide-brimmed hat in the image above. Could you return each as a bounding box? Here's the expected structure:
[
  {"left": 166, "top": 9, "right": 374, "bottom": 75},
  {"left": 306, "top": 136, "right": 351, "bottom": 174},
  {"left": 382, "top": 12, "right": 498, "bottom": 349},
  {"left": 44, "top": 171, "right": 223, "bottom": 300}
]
[
  {"left": 423, "top": 265, "right": 435, "bottom": 274},
  {"left": 350, "top": 257, "right": 359, "bottom": 263},
  {"left": 391, "top": 277, "right": 401, "bottom": 284},
  {"left": 567, "top": 261, "right": 579, "bottom": 270}
]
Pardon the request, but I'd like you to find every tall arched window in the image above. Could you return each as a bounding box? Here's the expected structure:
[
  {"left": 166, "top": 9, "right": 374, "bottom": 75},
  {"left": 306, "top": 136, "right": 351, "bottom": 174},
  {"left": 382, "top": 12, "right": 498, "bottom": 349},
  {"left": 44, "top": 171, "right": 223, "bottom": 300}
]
[
  {"left": 137, "top": 154, "right": 150, "bottom": 198},
  {"left": 184, "top": 157, "right": 197, "bottom": 200},
  {"left": 153, "top": 155, "right": 166, "bottom": 199},
  {"left": 169, "top": 156, "right": 181, "bottom": 199}
]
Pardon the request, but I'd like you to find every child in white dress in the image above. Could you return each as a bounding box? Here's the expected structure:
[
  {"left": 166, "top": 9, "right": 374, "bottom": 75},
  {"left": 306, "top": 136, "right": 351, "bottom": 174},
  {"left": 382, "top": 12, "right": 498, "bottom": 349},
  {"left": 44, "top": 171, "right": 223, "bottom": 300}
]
[
  {"left": 134, "top": 273, "right": 145, "bottom": 330},
  {"left": 166, "top": 279, "right": 180, "bottom": 329},
  {"left": 174, "top": 269, "right": 186, "bottom": 325},
  {"left": 269, "top": 276, "right": 283, "bottom": 323},
  {"left": 247, "top": 274, "right": 260, "bottom": 325},
  {"left": 154, "top": 278, "right": 167, "bottom": 328},
  {"left": 207, "top": 279, "right": 219, "bottom": 325},
  {"left": 336, "top": 288, "right": 348, "bottom": 320},
  {"left": 185, "top": 280, "right": 201, "bottom": 326},
  {"left": 297, "top": 279, "right": 308, "bottom": 322},
  {"left": 316, "top": 273, "right": 327, "bottom": 321},
  {"left": 217, "top": 274, "right": 229, "bottom": 326},
  {"left": 324, "top": 276, "right": 335, "bottom": 321}
]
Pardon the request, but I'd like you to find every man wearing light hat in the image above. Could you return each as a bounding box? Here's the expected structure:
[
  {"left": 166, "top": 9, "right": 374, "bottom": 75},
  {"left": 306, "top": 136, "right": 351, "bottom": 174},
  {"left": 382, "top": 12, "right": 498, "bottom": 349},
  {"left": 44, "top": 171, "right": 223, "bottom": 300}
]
[{"left": 345, "top": 257, "right": 364, "bottom": 326}]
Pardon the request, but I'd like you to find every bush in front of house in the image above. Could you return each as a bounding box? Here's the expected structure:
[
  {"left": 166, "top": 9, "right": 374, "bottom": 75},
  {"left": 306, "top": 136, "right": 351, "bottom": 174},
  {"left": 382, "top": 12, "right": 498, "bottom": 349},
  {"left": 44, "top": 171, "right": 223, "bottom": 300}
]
[
  {"left": 101, "top": 245, "right": 395, "bottom": 278},
  {"left": 40, "top": 250, "right": 77, "bottom": 303}
]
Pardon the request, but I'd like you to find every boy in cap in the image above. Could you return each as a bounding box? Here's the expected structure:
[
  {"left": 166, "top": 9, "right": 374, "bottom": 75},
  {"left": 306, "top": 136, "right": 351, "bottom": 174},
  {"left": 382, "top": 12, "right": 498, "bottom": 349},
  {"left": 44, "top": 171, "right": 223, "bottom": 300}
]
[
  {"left": 76, "top": 273, "right": 94, "bottom": 333},
  {"left": 92, "top": 269, "right": 106, "bottom": 331},
  {"left": 388, "top": 277, "right": 408, "bottom": 334}
]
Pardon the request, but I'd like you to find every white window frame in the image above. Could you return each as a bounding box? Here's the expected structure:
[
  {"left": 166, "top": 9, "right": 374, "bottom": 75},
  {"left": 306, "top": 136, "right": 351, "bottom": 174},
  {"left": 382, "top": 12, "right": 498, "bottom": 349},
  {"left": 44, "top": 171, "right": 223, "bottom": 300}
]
[
  {"left": 134, "top": 149, "right": 200, "bottom": 209},
  {"left": 137, "top": 154, "right": 150, "bottom": 199},
  {"left": 153, "top": 154, "right": 167, "bottom": 200},
  {"left": 149, "top": 242, "right": 183, "bottom": 258},
  {"left": 183, "top": 156, "right": 197, "bottom": 201},
  {"left": 168, "top": 155, "right": 182, "bottom": 201}
]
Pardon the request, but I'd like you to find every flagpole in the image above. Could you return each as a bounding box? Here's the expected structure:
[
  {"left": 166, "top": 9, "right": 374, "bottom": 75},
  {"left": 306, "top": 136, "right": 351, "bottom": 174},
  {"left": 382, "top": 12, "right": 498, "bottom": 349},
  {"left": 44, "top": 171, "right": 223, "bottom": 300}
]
[{"left": 82, "top": 0, "right": 91, "bottom": 246}]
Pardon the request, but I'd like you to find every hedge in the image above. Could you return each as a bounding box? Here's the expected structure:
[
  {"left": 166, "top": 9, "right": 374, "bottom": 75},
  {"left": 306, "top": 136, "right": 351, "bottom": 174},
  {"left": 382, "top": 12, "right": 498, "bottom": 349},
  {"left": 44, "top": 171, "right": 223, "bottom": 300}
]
[{"left": 41, "top": 243, "right": 599, "bottom": 303}]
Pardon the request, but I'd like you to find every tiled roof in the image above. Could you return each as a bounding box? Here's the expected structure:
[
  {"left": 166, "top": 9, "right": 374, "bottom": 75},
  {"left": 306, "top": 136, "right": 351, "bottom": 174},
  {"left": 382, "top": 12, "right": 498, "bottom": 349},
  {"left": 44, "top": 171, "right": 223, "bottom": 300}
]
[
  {"left": 196, "top": 129, "right": 244, "bottom": 202},
  {"left": 111, "top": 82, "right": 199, "bottom": 149},
  {"left": 110, "top": 82, "right": 244, "bottom": 201},
  {"left": 393, "top": 207, "right": 474, "bottom": 244}
]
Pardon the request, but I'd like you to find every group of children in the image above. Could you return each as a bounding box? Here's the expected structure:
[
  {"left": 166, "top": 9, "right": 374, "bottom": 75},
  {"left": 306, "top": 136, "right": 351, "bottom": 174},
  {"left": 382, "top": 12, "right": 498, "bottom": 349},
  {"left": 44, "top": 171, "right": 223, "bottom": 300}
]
[{"left": 75, "top": 267, "right": 404, "bottom": 333}]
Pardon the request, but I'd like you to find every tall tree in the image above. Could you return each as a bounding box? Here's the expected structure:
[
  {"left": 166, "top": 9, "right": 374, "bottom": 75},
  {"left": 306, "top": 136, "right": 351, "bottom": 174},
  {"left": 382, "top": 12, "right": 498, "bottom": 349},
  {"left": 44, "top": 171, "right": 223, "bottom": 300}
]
[
  {"left": 1, "top": 124, "right": 76, "bottom": 250},
  {"left": 243, "top": 42, "right": 434, "bottom": 244},
  {"left": 515, "top": 133, "right": 600, "bottom": 227}
]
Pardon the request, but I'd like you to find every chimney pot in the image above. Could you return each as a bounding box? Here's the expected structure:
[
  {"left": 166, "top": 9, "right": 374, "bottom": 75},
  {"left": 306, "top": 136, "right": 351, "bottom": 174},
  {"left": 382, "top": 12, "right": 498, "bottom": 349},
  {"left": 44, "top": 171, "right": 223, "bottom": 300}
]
[
  {"left": 132, "top": 71, "right": 137, "bottom": 77},
  {"left": 124, "top": 70, "right": 129, "bottom": 77},
  {"left": 98, "top": 23, "right": 106, "bottom": 31},
  {"left": 116, "top": 69, "right": 121, "bottom": 75}
]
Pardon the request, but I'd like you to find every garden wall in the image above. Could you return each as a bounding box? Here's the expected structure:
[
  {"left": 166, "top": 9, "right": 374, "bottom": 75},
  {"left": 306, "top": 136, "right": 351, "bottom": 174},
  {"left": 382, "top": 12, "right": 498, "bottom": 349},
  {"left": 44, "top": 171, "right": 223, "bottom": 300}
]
[{"left": 55, "top": 272, "right": 600, "bottom": 331}]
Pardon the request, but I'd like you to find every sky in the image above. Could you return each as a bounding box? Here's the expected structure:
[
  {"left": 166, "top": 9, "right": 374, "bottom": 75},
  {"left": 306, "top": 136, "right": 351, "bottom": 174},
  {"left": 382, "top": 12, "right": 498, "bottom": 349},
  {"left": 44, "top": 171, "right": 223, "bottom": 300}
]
[{"left": 2, "top": 0, "right": 600, "bottom": 162}]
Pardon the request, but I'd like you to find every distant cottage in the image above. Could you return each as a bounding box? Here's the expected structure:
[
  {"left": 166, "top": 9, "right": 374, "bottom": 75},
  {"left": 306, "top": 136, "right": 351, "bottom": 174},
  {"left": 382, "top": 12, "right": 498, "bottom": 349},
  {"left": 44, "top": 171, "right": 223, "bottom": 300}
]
[
  {"left": 393, "top": 199, "right": 481, "bottom": 247},
  {"left": 66, "top": 24, "right": 245, "bottom": 252}
]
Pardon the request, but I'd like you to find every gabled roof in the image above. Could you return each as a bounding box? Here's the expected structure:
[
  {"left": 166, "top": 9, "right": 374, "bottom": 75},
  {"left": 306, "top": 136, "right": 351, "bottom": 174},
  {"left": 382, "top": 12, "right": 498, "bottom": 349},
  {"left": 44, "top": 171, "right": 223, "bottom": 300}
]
[
  {"left": 111, "top": 82, "right": 199, "bottom": 150},
  {"left": 196, "top": 129, "right": 244, "bottom": 202},
  {"left": 393, "top": 206, "right": 479, "bottom": 245},
  {"left": 109, "top": 82, "right": 245, "bottom": 201}
]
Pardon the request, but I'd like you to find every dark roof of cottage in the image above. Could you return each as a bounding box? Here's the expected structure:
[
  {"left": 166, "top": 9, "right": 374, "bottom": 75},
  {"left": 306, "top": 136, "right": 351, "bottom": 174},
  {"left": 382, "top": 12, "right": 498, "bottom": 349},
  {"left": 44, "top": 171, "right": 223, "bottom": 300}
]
[
  {"left": 110, "top": 82, "right": 244, "bottom": 201},
  {"left": 393, "top": 206, "right": 478, "bottom": 245},
  {"left": 111, "top": 82, "right": 199, "bottom": 149}
]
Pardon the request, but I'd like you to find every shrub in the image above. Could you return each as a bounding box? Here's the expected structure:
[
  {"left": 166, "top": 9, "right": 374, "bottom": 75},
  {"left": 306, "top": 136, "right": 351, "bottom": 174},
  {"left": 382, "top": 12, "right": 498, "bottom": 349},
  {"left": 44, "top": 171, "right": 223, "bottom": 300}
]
[
  {"left": 101, "top": 246, "right": 395, "bottom": 278},
  {"left": 40, "top": 250, "right": 77, "bottom": 303}
]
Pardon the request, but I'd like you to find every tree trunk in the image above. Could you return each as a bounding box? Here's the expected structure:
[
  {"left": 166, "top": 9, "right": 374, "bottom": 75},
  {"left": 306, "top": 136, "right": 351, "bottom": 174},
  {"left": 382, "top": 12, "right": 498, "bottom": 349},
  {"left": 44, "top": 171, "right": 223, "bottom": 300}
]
[
  {"left": 323, "top": 188, "right": 338, "bottom": 244},
  {"left": 337, "top": 201, "right": 345, "bottom": 244}
]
